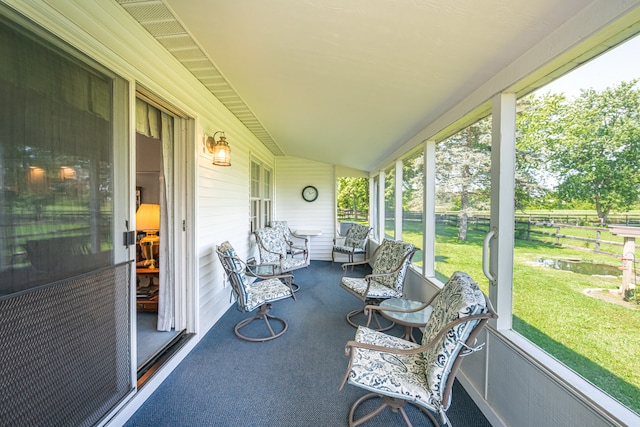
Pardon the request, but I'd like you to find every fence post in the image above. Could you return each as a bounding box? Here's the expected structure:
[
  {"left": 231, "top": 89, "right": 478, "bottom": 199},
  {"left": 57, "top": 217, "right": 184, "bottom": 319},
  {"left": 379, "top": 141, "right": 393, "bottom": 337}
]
[
  {"left": 527, "top": 221, "right": 531, "bottom": 240},
  {"left": 555, "top": 226, "right": 560, "bottom": 245},
  {"left": 595, "top": 230, "right": 600, "bottom": 253}
]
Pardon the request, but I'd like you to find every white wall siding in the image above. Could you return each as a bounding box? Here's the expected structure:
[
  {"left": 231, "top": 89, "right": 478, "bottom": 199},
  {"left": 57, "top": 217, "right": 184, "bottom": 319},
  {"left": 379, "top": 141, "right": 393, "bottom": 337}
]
[
  {"left": 275, "top": 157, "right": 335, "bottom": 261},
  {"left": 197, "top": 134, "right": 276, "bottom": 332}
]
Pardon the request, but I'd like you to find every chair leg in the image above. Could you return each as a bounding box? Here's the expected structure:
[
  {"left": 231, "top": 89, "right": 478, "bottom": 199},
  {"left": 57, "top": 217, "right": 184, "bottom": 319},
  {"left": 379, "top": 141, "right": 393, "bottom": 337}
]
[
  {"left": 234, "top": 303, "right": 288, "bottom": 342},
  {"left": 348, "top": 393, "right": 438, "bottom": 427}
]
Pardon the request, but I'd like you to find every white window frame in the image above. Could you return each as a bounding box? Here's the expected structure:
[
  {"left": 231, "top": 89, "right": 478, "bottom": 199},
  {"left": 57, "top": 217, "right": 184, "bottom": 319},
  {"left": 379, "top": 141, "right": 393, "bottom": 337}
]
[{"left": 250, "top": 157, "right": 272, "bottom": 232}]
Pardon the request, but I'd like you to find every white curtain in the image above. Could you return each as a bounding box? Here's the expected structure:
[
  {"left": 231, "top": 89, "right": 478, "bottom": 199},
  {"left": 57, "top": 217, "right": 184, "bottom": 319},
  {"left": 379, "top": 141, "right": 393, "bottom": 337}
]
[
  {"left": 135, "top": 99, "right": 174, "bottom": 331},
  {"left": 157, "top": 111, "right": 174, "bottom": 331}
]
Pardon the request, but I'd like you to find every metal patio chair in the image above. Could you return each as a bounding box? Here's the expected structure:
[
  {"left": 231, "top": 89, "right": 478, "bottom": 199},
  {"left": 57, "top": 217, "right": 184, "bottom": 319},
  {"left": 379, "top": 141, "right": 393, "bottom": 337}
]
[
  {"left": 216, "top": 241, "right": 296, "bottom": 342},
  {"left": 340, "top": 238, "right": 417, "bottom": 329},
  {"left": 268, "top": 220, "right": 309, "bottom": 261},
  {"left": 332, "top": 223, "right": 372, "bottom": 266},
  {"left": 340, "top": 271, "right": 498, "bottom": 426}
]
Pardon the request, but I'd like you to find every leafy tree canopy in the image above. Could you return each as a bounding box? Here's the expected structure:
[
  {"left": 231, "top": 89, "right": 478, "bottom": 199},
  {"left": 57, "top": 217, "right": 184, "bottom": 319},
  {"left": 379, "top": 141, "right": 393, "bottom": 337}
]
[{"left": 519, "top": 80, "right": 640, "bottom": 221}]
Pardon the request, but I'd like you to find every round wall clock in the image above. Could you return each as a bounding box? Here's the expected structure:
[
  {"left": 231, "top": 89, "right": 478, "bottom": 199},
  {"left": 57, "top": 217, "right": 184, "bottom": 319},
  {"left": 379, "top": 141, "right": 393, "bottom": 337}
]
[{"left": 302, "top": 185, "right": 318, "bottom": 202}]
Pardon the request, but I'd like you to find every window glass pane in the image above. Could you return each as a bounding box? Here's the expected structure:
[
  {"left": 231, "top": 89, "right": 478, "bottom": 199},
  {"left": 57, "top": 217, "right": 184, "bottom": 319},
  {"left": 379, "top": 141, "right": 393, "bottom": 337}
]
[
  {"left": 250, "top": 161, "right": 260, "bottom": 198},
  {"left": 250, "top": 200, "right": 259, "bottom": 232},
  {"left": 263, "top": 200, "right": 271, "bottom": 226},
  {"left": 434, "top": 118, "right": 491, "bottom": 284},
  {"left": 384, "top": 167, "right": 395, "bottom": 239},
  {"left": 514, "top": 35, "right": 640, "bottom": 414},
  {"left": 0, "top": 18, "right": 114, "bottom": 296},
  {"left": 263, "top": 168, "right": 271, "bottom": 199},
  {"left": 402, "top": 150, "right": 424, "bottom": 271}
]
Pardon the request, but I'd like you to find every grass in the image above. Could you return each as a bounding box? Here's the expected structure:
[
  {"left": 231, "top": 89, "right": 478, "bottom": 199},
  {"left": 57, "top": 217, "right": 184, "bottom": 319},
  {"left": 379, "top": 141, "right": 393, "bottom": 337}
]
[{"left": 430, "top": 223, "right": 640, "bottom": 414}]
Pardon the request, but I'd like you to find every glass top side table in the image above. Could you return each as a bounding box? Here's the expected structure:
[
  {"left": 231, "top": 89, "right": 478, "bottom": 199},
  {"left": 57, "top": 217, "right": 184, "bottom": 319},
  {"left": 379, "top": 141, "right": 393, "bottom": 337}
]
[{"left": 378, "top": 298, "right": 433, "bottom": 343}]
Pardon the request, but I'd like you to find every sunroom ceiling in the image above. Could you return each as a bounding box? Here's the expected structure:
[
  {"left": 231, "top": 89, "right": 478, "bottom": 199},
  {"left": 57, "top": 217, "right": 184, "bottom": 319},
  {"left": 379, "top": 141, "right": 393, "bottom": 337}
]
[{"left": 118, "top": 0, "right": 597, "bottom": 172}]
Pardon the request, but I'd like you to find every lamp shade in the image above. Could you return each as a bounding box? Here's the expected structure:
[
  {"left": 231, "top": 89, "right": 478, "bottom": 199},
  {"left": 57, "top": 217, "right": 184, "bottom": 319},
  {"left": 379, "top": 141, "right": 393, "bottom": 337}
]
[{"left": 136, "top": 203, "right": 160, "bottom": 231}]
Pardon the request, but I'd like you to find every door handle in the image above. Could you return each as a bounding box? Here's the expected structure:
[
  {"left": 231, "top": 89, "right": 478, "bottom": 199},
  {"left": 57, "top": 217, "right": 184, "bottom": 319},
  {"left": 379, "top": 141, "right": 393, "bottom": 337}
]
[{"left": 483, "top": 228, "right": 497, "bottom": 284}]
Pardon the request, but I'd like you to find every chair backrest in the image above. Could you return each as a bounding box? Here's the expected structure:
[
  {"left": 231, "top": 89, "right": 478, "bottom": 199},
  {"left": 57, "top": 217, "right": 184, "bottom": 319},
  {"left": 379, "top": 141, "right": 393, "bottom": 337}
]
[
  {"left": 370, "top": 239, "right": 416, "bottom": 292},
  {"left": 420, "top": 271, "right": 490, "bottom": 408},
  {"left": 255, "top": 227, "right": 287, "bottom": 263},
  {"left": 343, "top": 223, "right": 371, "bottom": 249},
  {"left": 216, "top": 241, "right": 250, "bottom": 311},
  {"left": 269, "top": 220, "right": 289, "bottom": 239}
]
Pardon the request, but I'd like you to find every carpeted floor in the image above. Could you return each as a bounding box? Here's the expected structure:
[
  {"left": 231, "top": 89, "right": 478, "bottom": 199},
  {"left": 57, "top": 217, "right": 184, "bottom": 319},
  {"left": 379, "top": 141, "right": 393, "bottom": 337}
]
[
  {"left": 137, "top": 312, "right": 181, "bottom": 367},
  {"left": 125, "top": 261, "right": 492, "bottom": 426}
]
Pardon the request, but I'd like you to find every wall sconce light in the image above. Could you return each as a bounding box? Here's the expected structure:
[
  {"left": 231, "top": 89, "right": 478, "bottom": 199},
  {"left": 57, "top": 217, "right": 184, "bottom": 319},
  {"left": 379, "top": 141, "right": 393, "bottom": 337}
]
[{"left": 206, "top": 131, "right": 231, "bottom": 166}]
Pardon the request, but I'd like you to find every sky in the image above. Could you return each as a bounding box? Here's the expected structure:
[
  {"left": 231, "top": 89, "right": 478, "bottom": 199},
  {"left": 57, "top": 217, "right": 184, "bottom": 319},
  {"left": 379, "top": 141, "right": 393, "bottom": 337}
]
[{"left": 539, "top": 34, "right": 640, "bottom": 98}]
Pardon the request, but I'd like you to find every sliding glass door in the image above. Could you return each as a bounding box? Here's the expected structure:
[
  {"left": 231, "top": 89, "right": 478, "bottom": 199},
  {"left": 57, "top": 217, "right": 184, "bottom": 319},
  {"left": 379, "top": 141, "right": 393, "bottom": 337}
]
[{"left": 0, "top": 8, "right": 132, "bottom": 425}]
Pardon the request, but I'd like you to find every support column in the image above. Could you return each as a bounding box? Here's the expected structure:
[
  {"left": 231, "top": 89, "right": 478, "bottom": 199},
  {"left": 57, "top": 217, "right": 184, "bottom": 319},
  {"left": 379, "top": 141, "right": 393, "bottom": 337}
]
[
  {"left": 490, "top": 92, "right": 516, "bottom": 330},
  {"left": 424, "top": 140, "right": 436, "bottom": 278},
  {"left": 395, "top": 160, "right": 403, "bottom": 240}
]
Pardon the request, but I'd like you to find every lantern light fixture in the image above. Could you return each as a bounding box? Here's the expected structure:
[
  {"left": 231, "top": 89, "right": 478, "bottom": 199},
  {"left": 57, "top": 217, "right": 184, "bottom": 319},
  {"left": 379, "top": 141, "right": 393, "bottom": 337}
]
[{"left": 206, "top": 131, "right": 231, "bottom": 166}]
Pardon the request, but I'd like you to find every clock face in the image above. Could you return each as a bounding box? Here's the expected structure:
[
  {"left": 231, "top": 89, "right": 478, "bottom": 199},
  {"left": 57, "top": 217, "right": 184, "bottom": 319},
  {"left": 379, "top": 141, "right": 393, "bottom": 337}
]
[{"left": 302, "top": 185, "right": 318, "bottom": 202}]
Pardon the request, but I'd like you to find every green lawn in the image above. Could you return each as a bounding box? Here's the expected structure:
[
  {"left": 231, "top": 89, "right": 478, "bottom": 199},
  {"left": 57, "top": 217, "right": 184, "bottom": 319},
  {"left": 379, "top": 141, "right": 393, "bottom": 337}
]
[{"left": 430, "top": 223, "right": 640, "bottom": 414}]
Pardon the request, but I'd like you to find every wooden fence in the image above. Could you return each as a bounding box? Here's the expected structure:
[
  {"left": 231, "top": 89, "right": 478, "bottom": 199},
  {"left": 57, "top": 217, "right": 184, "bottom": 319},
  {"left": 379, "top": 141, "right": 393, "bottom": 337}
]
[{"left": 436, "top": 213, "right": 625, "bottom": 257}]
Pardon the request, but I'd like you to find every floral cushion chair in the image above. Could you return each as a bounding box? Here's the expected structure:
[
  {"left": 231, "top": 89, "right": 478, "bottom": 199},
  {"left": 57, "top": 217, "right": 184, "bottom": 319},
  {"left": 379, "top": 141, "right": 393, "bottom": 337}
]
[
  {"left": 254, "top": 227, "right": 309, "bottom": 292},
  {"left": 332, "top": 223, "right": 372, "bottom": 265},
  {"left": 216, "top": 241, "right": 296, "bottom": 341},
  {"left": 269, "top": 220, "right": 309, "bottom": 261},
  {"left": 340, "top": 238, "right": 417, "bottom": 329},
  {"left": 339, "top": 271, "right": 498, "bottom": 426}
]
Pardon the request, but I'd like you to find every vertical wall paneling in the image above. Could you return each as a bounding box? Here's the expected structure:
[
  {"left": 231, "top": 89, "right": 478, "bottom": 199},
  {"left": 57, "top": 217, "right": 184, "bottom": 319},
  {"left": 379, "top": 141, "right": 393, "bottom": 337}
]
[{"left": 275, "top": 157, "right": 335, "bottom": 261}]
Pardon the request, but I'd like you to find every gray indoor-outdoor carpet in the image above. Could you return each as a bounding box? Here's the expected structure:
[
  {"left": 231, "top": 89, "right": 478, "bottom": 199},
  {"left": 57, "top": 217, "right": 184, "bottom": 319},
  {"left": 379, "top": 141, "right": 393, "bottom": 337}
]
[{"left": 124, "top": 261, "right": 492, "bottom": 427}]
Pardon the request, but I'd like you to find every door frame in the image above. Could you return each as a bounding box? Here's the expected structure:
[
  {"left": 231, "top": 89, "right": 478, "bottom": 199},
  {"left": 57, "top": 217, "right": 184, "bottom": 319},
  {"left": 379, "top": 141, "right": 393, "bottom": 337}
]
[{"left": 133, "top": 87, "right": 196, "bottom": 337}]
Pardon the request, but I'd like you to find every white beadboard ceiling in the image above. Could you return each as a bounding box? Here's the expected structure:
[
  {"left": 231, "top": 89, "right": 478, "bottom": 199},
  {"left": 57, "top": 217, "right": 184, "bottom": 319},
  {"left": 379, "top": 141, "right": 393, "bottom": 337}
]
[{"left": 116, "top": 0, "right": 605, "bottom": 172}]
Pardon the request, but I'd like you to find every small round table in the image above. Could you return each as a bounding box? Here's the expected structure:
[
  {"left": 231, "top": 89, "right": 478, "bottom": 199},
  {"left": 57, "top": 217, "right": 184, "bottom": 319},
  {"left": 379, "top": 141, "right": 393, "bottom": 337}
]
[
  {"left": 379, "top": 298, "right": 433, "bottom": 343},
  {"left": 245, "top": 263, "right": 300, "bottom": 292}
]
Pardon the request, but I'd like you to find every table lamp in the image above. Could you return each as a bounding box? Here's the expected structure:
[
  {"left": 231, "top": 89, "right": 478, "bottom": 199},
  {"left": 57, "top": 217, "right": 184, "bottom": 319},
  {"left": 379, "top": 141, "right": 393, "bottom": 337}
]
[{"left": 136, "top": 203, "right": 160, "bottom": 269}]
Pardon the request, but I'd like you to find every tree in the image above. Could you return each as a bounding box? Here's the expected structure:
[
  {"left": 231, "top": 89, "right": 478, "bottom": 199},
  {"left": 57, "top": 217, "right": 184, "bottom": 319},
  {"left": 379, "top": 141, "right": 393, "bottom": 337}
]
[
  {"left": 403, "top": 151, "right": 424, "bottom": 212},
  {"left": 515, "top": 93, "right": 567, "bottom": 210},
  {"left": 549, "top": 80, "right": 640, "bottom": 222},
  {"left": 435, "top": 118, "right": 491, "bottom": 240},
  {"left": 337, "top": 177, "right": 369, "bottom": 221}
]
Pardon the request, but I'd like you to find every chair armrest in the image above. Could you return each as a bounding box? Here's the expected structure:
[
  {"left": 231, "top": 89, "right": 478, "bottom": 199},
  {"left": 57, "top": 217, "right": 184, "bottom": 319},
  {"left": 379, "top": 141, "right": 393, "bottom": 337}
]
[
  {"left": 289, "top": 230, "right": 309, "bottom": 244},
  {"left": 333, "top": 235, "right": 347, "bottom": 245},
  {"left": 363, "top": 300, "right": 430, "bottom": 319},
  {"left": 244, "top": 262, "right": 296, "bottom": 298},
  {"left": 339, "top": 310, "right": 498, "bottom": 390},
  {"left": 339, "top": 337, "right": 424, "bottom": 390},
  {"left": 245, "top": 262, "right": 277, "bottom": 276},
  {"left": 359, "top": 247, "right": 418, "bottom": 281},
  {"left": 255, "top": 237, "right": 285, "bottom": 260},
  {"left": 341, "top": 258, "right": 371, "bottom": 275}
]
